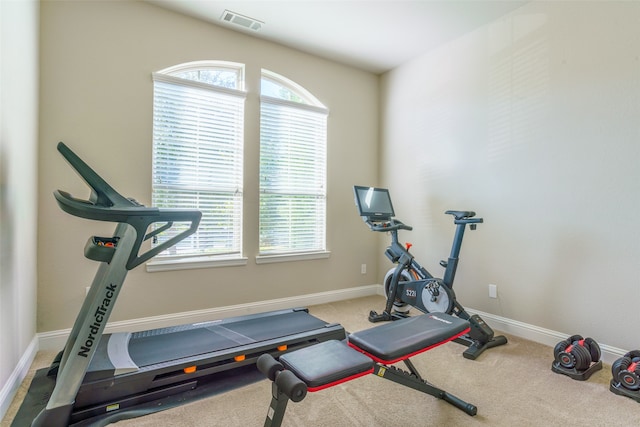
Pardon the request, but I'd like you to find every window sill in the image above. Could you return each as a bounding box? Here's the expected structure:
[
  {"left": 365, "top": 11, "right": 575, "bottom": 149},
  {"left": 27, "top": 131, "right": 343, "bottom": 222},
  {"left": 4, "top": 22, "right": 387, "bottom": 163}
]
[
  {"left": 255, "top": 251, "right": 331, "bottom": 265},
  {"left": 146, "top": 255, "right": 248, "bottom": 272}
]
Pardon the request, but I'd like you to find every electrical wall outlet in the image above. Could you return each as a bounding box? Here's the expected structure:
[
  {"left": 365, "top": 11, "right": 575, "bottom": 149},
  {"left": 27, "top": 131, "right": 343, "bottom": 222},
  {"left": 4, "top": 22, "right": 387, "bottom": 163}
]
[
  {"left": 361, "top": 264, "right": 367, "bottom": 274},
  {"left": 488, "top": 284, "right": 498, "bottom": 299}
]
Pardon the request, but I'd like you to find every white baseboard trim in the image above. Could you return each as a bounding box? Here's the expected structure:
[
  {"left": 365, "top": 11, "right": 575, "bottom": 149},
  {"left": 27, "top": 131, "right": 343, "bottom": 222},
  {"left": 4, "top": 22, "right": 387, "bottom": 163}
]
[
  {"left": 38, "top": 285, "right": 381, "bottom": 350},
  {"left": 467, "top": 307, "right": 627, "bottom": 365},
  {"left": 37, "top": 284, "right": 627, "bottom": 365},
  {"left": 0, "top": 336, "right": 38, "bottom": 422}
]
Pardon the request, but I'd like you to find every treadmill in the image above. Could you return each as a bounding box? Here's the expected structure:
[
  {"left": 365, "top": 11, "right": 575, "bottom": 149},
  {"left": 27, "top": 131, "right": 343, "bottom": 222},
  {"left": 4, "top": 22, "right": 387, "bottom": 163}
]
[{"left": 17, "top": 143, "right": 346, "bottom": 427}]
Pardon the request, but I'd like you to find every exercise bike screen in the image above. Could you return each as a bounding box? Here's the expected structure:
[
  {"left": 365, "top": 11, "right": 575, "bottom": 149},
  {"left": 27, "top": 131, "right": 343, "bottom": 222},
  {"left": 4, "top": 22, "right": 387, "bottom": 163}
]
[{"left": 354, "top": 186, "right": 395, "bottom": 220}]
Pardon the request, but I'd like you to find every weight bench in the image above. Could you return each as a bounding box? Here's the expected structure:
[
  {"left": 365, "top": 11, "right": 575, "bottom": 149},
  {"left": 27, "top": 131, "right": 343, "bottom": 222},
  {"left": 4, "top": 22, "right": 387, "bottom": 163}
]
[{"left": 258, "top": 313, "right": 477, "bottom": 426}]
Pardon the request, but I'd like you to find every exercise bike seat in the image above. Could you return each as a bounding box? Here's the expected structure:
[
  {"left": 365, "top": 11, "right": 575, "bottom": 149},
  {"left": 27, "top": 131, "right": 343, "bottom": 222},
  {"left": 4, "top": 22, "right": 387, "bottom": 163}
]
[
  {"left": 445, "top": 210, "right": 476, "bottom": 220},
  {"left": 348, "top": 313, "right": 470, "bottom": 363}
]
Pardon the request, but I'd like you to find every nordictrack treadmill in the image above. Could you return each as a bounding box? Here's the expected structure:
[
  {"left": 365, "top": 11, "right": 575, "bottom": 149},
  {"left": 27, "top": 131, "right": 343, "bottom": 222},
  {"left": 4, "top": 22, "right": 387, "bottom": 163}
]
[{"left": 19, "top": 143, "right": 345, "bottom": 427}]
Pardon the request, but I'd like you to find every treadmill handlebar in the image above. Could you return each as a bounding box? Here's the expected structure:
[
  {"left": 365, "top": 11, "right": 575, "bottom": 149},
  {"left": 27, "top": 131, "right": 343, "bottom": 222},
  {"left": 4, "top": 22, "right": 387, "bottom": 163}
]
[
  {"left": 54, "top": 189, "right": 160, "bottom": 222},
  {"left": 54, "top": 142, "right": 202, "bottom": 270},
  {"left": 56, "top": 142, "right": 148, "bottom": 212}
]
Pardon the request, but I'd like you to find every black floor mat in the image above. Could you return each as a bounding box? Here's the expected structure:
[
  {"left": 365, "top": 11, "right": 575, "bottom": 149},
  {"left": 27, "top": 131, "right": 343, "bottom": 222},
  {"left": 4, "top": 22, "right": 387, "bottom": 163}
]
[{"left": 11, "top": 364, "right": 264, "bottom": 426}]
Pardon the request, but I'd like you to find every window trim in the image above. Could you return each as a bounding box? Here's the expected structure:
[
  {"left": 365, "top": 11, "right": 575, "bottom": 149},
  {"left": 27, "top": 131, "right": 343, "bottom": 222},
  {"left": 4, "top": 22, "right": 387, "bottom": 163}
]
[
  {"left": 147, "top": 64, "right": 331, "bottom": 271},
  {"left": 147, "top": 254, "right": 248, "bottom": 272},
  {"left": 158, "top": 60, "right": 246, "bottom": 89},
  {"left": 258, "top": 72, "right": 328, "bottom": 258},
  {"left": 152, "top": 72, "right": 247, "bottom": 98},
  {"left": 147, "top": 62, "right": 246, "bottom": 270},
  {"left": 261, "top": 69, "right": 325, "bottom": 107},
  {"left": 260, "top": 94, "right": 329, "bottom": 115},
  {"left": 255, "top": 250, "right": 331, "bottom": 265}
]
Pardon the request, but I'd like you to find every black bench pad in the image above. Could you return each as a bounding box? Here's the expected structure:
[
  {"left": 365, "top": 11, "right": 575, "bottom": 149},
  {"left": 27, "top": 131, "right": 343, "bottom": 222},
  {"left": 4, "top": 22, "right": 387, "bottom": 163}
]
[
  {"left": 279, "top": 340, "right": 373, "bottom": 391},
  {"left": 348, "top": 313, "right": 470, "bottom": 363}
]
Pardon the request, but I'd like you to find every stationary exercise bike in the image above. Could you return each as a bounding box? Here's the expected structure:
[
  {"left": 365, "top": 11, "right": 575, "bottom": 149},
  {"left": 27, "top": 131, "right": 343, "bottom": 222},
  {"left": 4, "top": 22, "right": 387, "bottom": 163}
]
[{"left": 354, "top": 186, "right": 507, "bottom": 360}]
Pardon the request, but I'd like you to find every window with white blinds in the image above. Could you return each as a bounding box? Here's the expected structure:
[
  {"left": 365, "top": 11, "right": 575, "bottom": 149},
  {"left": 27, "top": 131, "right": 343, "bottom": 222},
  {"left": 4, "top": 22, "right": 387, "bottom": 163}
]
[
  {"left": 151, "top": 65, "right": 245, "bottom": 260},
  {"left": 259, "top": 71, "right": 328, "bottom": 256}
]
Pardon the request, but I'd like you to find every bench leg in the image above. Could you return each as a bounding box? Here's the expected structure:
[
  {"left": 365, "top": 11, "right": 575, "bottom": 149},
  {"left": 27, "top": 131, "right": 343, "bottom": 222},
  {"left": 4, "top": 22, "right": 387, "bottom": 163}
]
[
  {"left": 264, "top": 382, "right": 291, "bottom": 427},
  {"left": 373, "top": 363, "right": 477, "bottom": 416},
  {"left": 403, "top": 359, "right": 423, "bottom": 381}
]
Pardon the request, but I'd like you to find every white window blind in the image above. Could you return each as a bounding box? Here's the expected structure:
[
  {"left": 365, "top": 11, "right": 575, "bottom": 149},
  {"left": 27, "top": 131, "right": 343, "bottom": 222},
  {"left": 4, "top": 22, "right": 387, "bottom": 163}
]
[
  {"left": 152, "top": 73, "right": 245, "bottom": 259},
  {"left": 259, "top": 96, "right": 328, "bottom": 255}
]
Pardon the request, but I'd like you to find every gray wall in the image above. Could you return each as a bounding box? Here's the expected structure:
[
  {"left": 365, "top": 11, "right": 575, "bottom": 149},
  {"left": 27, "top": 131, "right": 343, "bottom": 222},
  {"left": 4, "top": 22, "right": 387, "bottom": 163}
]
[
  {"left": 38, "top": 0, "right": 380, "bottom": 332},
  {"left": 0, "top": 0, "right": 39, "bottom": 413},
  {"left": 380, "top": 1, "right": 640, "bottom": 351}
]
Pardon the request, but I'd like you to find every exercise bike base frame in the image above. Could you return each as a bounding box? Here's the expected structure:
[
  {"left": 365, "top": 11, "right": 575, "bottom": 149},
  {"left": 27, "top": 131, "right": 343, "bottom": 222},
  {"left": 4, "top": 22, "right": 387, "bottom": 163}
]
[{"left": 455, "top": 334, "right": 509, "bottom": 360}]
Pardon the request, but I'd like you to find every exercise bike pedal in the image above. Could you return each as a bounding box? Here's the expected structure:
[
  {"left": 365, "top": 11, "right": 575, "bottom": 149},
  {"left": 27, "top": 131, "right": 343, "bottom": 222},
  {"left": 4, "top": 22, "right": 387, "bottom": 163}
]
[
  {"left": 369, "top": 310, "right": 392, "bottom": 322},
  {"left": 369, "top": 310, "right": 409, "bottom": 323},
  {"left": 391, "top": 311, "right": 410, "bottom": 320}
]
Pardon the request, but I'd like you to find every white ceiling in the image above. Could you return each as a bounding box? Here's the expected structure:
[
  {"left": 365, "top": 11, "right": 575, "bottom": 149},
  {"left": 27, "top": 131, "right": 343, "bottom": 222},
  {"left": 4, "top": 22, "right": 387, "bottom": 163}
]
[{"left": 147, "top": 0, "right": 528, "bottom": 74}]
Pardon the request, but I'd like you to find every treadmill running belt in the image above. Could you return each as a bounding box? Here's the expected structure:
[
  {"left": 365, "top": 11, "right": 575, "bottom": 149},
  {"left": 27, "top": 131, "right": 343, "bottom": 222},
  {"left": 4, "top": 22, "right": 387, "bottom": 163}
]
[
  {"left": 128, "top": 310, "right": 328, "bottom": 367},
  {"left": 221, "top": 310, "right": 328, "bottom": 341}
]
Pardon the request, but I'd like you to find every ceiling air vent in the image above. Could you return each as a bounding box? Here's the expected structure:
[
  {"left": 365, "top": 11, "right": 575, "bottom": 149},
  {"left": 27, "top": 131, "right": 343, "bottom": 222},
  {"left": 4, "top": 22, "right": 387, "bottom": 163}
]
[{"left": 221, "top": 10, "right": 263, "bottom": 31}]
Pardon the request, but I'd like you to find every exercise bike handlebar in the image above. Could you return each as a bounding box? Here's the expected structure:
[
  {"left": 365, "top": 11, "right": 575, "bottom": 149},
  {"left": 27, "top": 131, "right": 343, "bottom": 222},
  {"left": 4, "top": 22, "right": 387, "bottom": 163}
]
[
  {"left": 54, "top": 142, "right": 202, "bottom": 269},
  {"left": 365, "top": 213, "right": 482, "bottom": 233},
  {"left": 365, "top": 218, "right": 413, "bottom": 232}
]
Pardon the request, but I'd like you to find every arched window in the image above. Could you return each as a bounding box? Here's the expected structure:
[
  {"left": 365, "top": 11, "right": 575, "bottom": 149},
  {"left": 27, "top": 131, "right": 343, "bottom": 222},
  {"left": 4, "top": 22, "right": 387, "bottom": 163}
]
[
  {"left": 151, "top": 61, "right": 245, "bottom": 264},
  {"left": 258, "top": 70, "right": 328, "bottom": 257}
]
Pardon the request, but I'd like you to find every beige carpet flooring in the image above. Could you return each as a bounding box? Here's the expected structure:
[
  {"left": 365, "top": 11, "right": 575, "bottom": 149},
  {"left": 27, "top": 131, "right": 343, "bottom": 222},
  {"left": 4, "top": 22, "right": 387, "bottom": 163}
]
[{"left": 3, "top": 295, "right": 640, "bottom": 426}]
